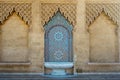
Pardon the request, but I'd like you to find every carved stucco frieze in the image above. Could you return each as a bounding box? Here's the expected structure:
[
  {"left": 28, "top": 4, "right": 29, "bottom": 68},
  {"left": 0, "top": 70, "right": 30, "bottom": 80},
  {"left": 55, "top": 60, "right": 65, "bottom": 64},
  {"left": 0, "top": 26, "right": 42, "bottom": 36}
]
[
  {"left": 86, "top": 3, "right": 120, "bottom": 26},
  {"left": 0, "top": 3, "right": 32, "bottom": 27},
  {"left": 41, "top": 3, "right": 76, "bottom": 27}
]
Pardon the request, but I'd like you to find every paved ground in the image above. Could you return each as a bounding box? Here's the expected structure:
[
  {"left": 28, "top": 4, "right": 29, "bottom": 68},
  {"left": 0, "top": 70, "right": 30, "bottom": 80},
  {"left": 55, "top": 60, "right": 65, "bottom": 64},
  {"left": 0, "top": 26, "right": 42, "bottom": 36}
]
[{"left": 0, "top": 73, "right": 120, "bottom": 80}]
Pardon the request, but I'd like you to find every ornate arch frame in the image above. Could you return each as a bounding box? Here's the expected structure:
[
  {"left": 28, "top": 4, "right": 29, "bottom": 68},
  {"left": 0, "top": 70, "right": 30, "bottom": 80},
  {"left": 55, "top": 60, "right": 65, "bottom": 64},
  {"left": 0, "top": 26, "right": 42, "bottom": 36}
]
[{"left": 44, "top": 10, "right": 73, "bottom": 62}]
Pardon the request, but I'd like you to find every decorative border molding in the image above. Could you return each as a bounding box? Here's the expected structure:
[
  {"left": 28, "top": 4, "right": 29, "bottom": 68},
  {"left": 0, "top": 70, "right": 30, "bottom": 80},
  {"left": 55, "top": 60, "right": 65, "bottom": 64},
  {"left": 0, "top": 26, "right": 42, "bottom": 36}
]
[
  {"left": 86, "top": 3, "right": 120, "bottom": 26},
  {"left": 88, "top": 62, "right": 120, "bottom": 65},
  {"left": 0, "top": 62, "right": 31, "bottom": 66}
]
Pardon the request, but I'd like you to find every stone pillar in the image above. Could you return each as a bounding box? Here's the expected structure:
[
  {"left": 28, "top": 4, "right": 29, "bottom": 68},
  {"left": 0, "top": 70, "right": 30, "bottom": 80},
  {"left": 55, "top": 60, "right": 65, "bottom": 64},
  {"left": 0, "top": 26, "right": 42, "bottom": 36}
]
[
  {"left": 74, "top": 0, "right": 89, "bottom": 73},
  {"left": 118, "top": 24, "right": 120, "bottom": 62},
  {"left": 29, "top": 0, "right": 44, "bottom": 73}
]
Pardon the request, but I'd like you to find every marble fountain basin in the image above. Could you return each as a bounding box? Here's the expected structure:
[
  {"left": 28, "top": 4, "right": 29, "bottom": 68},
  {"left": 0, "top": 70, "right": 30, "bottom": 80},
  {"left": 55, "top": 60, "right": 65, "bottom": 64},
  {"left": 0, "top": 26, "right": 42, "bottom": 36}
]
[{"left": 44, "top": 62, "right": 73, "bottom": 75}]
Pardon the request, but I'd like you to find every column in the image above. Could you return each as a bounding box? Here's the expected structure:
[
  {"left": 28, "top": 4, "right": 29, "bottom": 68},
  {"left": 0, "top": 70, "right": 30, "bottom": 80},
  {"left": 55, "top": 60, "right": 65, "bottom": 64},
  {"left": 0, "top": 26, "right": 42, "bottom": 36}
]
[
  {"left": 74, "top": 0, "right": 89, "bottom": 73},
  {"left": 29, "top": 0, "right": 44, "bottom": 73}
]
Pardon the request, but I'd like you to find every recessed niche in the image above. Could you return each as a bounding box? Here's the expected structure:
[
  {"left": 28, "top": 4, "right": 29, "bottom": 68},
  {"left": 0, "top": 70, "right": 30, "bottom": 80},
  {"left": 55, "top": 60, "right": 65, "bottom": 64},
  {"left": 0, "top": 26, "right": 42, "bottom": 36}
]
[
  {"left": 89, "top": 13, "right": 118, "bottom": 63},
  {"left": 1, "top": 13, "right": 29, "bottom": 62}
]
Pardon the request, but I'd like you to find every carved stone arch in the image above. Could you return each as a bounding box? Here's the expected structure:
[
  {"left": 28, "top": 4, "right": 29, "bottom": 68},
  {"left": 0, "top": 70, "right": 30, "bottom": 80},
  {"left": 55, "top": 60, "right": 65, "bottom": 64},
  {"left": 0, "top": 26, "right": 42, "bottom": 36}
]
[
  {"left": 0, "top": 3, "right": 31, "bottom": 27},
  {"left": 88, "top": 10, "right": 118, "bottom": 27},
  {"left": 88, "top": 11, "right": 119, "bottom": 36},
  {"left": 86, "top": 3, "right": 120, "bottom": 27},
  {"left": 44, "top": 10, "right": 73, "bottom": 62},
  {"left": 1, "top": 10, "right": 28, "bottom": 26},
  {"left": 1, "top": 12, "right": 29, "bottom": 62},
  {"left": 89, "top": 12, "right": 119, "bottom": 63}
]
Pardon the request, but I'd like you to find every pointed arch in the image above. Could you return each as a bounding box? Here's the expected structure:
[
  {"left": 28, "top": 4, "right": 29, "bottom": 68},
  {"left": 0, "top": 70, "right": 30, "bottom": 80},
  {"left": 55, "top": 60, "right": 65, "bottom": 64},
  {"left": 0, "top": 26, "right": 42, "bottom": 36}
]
[
  {"left": 1, "top": 9, "right": 29, "bottom": 26},
  {"left": 1, "top": 12, "right": 29, "bottom": 62},
  {"left": 88, "top": 8, "right": 118, "bottom": 27},
  {"left": 86, "top": 4, "right": 119, "bottom": 27},
  {"left": 44, "top": 10, "right": 73, "bottom": 62},
  {"left": 44, "top": 9, "right": 73, "bottom": 30},
  {"left": 89, "top": 12, "right": 119, "bottom": 63}
]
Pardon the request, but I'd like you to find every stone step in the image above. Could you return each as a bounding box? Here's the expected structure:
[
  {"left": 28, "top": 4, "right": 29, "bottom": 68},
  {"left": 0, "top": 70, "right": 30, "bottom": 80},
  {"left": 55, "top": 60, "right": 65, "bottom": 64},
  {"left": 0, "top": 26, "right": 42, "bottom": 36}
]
[{"left": 0, "top": 73, "right": 120, "bottom": 80}]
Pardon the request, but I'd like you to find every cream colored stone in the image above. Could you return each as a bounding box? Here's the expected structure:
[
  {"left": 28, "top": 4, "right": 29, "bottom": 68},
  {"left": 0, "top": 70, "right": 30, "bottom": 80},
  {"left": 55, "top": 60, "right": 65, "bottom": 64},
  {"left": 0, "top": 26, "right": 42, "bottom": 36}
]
[
  {"left": 86, "top": 0, "right": 120, "bottom": 3},
  {"left": 74, "top": 0, "right": 89, "bottom": 64},
  {"left": 89, "top": 13, "right": 118, "bottom": 63},
  {"left": 1, "top": 13, "right": 28, "bottom": 62}
]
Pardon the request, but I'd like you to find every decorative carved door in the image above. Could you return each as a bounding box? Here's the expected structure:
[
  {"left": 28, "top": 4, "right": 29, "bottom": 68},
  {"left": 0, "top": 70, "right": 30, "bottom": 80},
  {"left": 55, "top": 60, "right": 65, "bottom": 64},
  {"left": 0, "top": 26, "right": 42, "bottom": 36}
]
[{"left": 44, "top": 11, "right": 73, "bottom": 62}]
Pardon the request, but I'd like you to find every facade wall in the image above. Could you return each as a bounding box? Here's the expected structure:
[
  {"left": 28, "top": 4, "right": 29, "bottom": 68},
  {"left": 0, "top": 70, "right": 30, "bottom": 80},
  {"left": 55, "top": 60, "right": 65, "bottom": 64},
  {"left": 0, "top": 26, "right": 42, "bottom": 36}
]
[{"left": 0, "top": 0, "right": 120, "bottom": 73}]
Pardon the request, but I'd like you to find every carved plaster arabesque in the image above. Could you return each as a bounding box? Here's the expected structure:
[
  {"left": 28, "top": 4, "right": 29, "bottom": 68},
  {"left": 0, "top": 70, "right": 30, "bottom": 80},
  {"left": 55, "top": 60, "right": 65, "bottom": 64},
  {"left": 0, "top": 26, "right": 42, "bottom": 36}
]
[
  {"left": 0, "top": 3, "right": 32, "bottom": 27},
  {"left": 86, "top": 3, "right": 120, "bottom": 26},
  {"left": 41, "top": 3, "right": 76, "bottom": 27}
]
